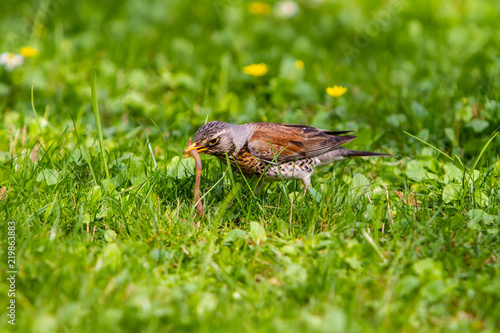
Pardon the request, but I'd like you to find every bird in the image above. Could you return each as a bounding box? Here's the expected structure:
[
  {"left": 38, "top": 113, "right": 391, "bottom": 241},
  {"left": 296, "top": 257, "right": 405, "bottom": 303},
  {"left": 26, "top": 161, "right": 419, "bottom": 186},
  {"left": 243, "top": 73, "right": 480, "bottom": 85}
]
[{"left": 183, "top": 121, "right": 393, "bottom": 195}]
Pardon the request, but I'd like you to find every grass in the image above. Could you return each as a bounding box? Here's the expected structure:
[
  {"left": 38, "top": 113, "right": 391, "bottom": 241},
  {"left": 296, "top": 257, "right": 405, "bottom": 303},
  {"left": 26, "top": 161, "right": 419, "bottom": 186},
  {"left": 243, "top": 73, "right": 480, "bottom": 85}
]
[{"left": 1, "top": 0, "right": 500, "bottom": 332}]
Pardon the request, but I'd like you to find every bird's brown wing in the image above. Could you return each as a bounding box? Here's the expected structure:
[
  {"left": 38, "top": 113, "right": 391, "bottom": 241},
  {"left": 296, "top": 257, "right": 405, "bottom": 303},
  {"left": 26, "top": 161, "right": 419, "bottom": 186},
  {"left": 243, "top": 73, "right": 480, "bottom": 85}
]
[{"left": 247, "top": 123, "right": 356, "bottom": 162}]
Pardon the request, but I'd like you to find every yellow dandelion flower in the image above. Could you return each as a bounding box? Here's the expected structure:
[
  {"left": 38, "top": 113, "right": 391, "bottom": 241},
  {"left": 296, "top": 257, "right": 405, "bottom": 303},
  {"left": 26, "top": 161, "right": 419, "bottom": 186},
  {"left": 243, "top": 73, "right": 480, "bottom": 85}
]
[
  {"left": 249, "top": 2, "right": 271, "bottom": 15},
  {"left": 20, "top": 47, "right": 38, "bottom": 58},
  {"left": 242, "top": 63, "right": 269, "bottom": 77},
  {"left": 295, "top": 60, "right": 304, "bottom": 69},
  {"left": 326, "top": 85, "right": 348, "bottom": 97}
]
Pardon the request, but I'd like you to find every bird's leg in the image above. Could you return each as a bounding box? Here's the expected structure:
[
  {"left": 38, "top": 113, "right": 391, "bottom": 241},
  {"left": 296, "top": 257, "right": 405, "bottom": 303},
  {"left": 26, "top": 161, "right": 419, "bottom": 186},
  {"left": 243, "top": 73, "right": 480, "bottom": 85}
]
[
  {"left": 302, "top": 177, "right": 311, "bottom": 196},
  {"left": 254, "top": 177, "right": 264, "bottom": 195}
]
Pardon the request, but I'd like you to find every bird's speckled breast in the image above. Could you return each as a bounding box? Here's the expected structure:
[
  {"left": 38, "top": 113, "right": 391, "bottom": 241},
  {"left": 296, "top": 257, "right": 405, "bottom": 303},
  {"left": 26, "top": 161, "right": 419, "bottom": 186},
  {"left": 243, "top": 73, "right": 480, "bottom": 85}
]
[
  {"left": 214, "top": 144, "right": 266, "bottom": 177},
  {"left": 215, "top": 144, "right": 319, "bottom": 180}
]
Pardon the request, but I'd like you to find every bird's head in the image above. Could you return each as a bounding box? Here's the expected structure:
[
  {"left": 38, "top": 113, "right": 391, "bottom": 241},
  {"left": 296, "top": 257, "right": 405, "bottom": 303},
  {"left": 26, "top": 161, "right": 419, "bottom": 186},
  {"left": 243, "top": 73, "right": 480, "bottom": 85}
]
[{"left": 183, "top": 121, "right": 235, "bottom": 157}]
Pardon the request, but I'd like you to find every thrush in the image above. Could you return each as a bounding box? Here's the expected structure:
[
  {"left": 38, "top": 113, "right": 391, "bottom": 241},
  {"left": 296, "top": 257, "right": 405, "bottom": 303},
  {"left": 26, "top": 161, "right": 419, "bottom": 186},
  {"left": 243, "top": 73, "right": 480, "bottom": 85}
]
[{"left": 183, "top": 121, "right": 393, "bottom": 194}]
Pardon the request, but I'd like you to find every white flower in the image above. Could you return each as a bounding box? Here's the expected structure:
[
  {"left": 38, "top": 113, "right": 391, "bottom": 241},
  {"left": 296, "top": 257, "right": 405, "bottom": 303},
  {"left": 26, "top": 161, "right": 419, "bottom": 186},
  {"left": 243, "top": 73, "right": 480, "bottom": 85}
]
[
  {"left": 0, "top": 52, "right": 24, "bottom": 71},
  {"left": 274, "top": 1, "right": 299, "bottom": 19}
]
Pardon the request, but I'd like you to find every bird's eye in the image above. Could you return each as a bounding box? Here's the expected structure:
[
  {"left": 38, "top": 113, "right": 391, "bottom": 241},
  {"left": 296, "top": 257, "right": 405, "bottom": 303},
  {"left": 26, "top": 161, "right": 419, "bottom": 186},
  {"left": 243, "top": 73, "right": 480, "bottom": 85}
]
[{"left": 209, "top": 137, "right": 219, "bottom": 145}]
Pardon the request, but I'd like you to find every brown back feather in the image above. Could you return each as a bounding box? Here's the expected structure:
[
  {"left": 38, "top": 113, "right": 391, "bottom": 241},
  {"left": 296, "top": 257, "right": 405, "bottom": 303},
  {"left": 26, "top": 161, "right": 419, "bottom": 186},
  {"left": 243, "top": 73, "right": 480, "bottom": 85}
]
[{"left": 247, "top": 123, "right": 356, "bottom": 162}]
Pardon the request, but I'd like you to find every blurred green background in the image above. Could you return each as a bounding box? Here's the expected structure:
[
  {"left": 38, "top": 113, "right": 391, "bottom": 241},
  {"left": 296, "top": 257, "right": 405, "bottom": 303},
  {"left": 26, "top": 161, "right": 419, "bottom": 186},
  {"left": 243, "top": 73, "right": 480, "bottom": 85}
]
[
  {"left": 1, "top": 0, "right": 499, "bottom": 156},
  {"left": 1, "top": 0, "right": 500, "bottom": 332}
]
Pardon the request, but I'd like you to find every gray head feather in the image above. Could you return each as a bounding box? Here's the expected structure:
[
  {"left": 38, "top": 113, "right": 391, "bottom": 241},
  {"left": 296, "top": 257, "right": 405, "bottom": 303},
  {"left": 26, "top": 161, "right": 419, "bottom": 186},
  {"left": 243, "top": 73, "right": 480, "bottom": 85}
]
[{"left": 193, "top": 121, "right": 252, "bottom": 156}]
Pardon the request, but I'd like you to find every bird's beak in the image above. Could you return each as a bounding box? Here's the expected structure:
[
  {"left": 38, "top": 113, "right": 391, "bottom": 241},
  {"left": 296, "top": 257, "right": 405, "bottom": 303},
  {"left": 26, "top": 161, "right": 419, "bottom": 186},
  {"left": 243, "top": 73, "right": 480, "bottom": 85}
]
[{"left": 183, "top": 142, "right": 208, "bottom": 158}]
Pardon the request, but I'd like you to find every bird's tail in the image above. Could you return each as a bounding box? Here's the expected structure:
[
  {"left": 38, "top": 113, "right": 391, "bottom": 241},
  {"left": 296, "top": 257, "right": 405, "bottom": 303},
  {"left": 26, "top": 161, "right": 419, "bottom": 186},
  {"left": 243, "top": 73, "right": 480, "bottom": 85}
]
[
  {"left": 346, "top": 149, "right": 394, "bottom": 158},
  {"left": 316, "top": 148, "right": 394, "bottom": 165}
]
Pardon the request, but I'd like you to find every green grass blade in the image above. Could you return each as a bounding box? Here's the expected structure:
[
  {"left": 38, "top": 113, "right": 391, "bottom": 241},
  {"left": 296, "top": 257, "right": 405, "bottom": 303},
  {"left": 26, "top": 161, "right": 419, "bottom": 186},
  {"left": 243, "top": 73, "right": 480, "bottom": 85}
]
[
  {"left": 472, "top": 131, "right": 499, "bottom": 171},
  {"left": 91, "top": 68, "right": 110, "bottom": 179},
  {"left": 361, "top": 229, "right": 387, "bottom": 264},
  {"left": 31, "top": 86, "right": 44, "bottom": 139},
  {"left": 404, "top": 131, "right": 453, "bottom": 161}
]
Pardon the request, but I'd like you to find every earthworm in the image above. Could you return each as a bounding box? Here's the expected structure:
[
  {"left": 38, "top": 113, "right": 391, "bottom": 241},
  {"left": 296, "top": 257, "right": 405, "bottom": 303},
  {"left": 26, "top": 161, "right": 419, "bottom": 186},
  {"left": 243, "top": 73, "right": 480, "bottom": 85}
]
[{"left": 186, "top": 139, "right": 203, "bottom": 218}]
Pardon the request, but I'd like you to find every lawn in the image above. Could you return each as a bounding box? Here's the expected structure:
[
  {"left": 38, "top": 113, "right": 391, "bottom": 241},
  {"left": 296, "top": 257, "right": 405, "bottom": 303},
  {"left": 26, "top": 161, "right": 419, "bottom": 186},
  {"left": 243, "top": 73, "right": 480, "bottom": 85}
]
[{"left": 1, "top": 0, "right": 499, "bottom": 332}]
